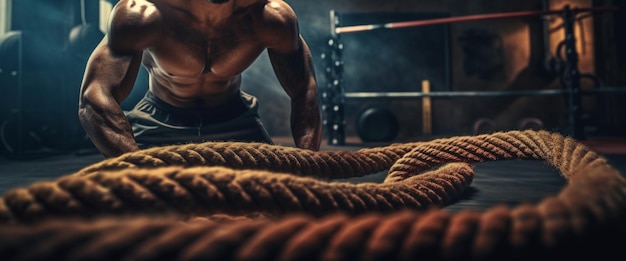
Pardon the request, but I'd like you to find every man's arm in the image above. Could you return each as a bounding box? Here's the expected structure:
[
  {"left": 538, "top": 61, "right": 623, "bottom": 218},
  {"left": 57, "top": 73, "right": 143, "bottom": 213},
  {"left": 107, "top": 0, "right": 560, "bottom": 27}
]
[
  {"left": 263, "top": 2, "right": 322, "bottom": 151},
  {"left": 78, "top": 0, "right": 160, "bottom": 158}
]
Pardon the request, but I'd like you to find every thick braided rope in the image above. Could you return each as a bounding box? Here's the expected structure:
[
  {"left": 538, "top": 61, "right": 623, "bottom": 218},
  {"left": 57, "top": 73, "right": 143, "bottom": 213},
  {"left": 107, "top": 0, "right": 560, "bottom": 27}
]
[
  {"left": 0, "top": 163, "right": 473, "bottom": 222},
  {"left": 0, "top": 130, "right": 624, "bottom": 260},
  {"left": 72, "top": 141, "right": 418, "bottom": 179},
  {"left": 1, "top": 192, "right": 624, "bottom": 261},
  {"left": 386, "top": 130, "right": 613, "bottom": 182}
]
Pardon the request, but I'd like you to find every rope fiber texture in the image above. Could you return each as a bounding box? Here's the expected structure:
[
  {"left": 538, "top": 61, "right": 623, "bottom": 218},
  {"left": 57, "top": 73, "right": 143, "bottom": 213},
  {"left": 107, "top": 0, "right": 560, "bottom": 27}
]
[{"left": 0, "top": 130, "right": 624, "bottom": 261}]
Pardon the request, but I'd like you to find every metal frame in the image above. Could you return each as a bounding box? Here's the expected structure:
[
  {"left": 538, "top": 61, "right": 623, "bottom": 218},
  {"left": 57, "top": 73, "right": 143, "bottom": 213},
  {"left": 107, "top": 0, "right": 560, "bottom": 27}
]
[{"left": 321, "top": 10, "right": 345, "bottom": 145}]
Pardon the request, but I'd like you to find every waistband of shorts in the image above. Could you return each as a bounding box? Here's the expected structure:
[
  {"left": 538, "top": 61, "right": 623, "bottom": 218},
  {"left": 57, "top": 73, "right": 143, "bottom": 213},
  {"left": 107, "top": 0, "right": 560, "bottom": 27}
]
[{"left": 139, "top": 90, "right": 249, "bottom": 125}]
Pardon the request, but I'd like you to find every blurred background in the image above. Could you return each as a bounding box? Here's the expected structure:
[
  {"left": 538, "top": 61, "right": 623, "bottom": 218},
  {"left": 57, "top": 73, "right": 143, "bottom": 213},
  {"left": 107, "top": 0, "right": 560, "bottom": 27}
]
[{"left": 0, "top": 0, "right": 625, "bottom": 159}]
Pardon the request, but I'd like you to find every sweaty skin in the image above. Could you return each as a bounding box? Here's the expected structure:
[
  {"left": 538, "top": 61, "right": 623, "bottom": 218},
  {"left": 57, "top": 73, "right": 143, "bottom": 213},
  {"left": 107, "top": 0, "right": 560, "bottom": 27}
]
[{"left": 78, "top": 0, "right": 322, "bottom": 158}]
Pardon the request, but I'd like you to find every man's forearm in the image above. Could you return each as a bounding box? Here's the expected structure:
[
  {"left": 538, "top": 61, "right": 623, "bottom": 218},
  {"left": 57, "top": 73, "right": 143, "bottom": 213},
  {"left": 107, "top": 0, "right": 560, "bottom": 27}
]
[
  {"left": 267, "top": 34, "right": 322, "bottom": 150},
  {"left": 291, "top": 100, "right": 322, "bottom": 151}
]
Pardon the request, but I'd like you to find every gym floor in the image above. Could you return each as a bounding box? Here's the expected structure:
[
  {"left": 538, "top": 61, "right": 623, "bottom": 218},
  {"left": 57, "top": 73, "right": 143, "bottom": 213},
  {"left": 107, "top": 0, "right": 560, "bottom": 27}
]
[{"left": 1, "top": 135, "right": 625, "bottom": 213}]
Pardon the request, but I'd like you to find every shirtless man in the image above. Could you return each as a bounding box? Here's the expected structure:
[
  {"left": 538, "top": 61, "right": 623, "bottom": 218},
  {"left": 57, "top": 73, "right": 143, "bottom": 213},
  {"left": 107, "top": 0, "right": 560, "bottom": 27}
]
[{"left": 78, "top": 0, "right": 322, "bottom": 158}]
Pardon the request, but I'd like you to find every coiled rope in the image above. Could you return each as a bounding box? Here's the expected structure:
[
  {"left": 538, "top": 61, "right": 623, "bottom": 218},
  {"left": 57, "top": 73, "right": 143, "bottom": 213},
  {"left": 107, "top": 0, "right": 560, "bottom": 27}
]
[{"left": 0, "top": 130, "right": 624, "bottom": 260}]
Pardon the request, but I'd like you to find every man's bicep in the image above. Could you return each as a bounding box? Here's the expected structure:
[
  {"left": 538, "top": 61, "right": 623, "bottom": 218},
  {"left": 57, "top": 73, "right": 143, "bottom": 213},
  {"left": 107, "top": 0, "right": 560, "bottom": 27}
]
[
  {"left": 82, "top": 38, "right": 143, "bottom": 103},
  {"left": 267, "top": 36, "right": 317, "bottom": 100},
  {"left": 83, "top": 0, "right": 156, "bottom": 99}
]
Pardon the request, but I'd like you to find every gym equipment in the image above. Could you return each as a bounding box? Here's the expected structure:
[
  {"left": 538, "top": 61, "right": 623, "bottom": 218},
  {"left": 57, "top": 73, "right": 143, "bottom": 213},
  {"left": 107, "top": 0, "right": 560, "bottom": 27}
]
[
  {"left": 68, "top": 23, "right": 104, "bottom": 62},
  {"left": 322, "top": 5, "right": 623, "bottom": 145},
  {"left": 356, "top": 107, "right": 399, "bottom": 142}
]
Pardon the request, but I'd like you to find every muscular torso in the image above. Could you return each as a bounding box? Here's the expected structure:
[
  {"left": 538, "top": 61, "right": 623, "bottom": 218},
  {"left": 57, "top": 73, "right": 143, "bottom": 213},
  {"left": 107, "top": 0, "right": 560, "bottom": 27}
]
[
  {"left": 128, "top": 0, "right": 280, "bottom": 108},
  {"left": 80, "top": 0, "right": 319, "bottom": 158}
]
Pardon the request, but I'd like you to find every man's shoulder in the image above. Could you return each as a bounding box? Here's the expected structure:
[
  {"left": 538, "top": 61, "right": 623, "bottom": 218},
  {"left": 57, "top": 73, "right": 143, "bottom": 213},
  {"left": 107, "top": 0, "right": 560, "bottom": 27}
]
[
  {"left": 250, "top": 0, "right": 299, "bottom": 49},
  {"left": 107, "top": 0, "right": 163, "bottom": 50},
  {"left": 260, "top": 0, "right": 297, "bottom": 25},
  {"left": 110, "top": 0, "right": 163, "bottom": 28}
]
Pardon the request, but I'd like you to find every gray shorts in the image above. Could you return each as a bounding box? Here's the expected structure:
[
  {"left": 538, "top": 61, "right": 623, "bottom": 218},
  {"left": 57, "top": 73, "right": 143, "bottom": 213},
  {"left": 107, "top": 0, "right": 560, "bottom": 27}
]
[{"left": 125, "top": 91, "right": 273, "bottom": 149}]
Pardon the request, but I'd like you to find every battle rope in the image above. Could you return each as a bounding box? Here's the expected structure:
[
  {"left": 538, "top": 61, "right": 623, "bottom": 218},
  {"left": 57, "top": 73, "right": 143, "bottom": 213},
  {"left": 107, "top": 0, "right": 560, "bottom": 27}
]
[
  {"left": 71, "top": 139, "right": 419, "bottom": 179},
  {"left": 0, "top": 163, "right": 473, "bottom": 222},
  {"left": 0, "top": 130, "right": 624, "bottom": 261}
]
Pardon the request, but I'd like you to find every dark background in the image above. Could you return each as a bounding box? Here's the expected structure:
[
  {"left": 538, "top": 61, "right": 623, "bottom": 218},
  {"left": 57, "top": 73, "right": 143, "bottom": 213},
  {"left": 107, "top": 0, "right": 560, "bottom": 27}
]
[{"left": 0, "top": 0, "right": 625, "bottom": 157}]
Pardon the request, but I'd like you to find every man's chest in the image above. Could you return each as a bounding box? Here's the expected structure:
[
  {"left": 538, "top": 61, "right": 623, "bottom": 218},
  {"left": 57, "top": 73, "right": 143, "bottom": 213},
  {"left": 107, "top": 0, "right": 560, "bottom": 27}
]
[{"left": 147, "top": 17, "right": 266, "bottom": 77}]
